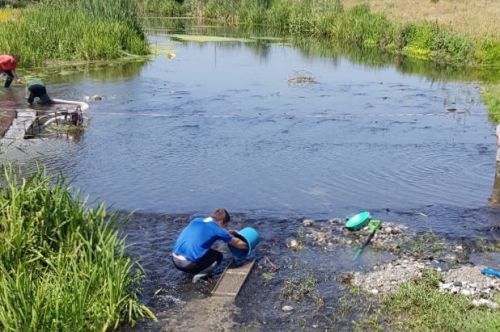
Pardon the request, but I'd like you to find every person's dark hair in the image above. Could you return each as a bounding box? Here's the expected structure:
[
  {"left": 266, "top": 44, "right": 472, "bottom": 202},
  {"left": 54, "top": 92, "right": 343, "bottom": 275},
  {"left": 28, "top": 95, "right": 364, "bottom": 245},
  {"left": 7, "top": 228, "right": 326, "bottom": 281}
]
[
  {"left": 211, "top": 208, "right": 230, "bottom": 224},
  {"left": 12, "top": 54, "right": 20, "bottom": 61}
]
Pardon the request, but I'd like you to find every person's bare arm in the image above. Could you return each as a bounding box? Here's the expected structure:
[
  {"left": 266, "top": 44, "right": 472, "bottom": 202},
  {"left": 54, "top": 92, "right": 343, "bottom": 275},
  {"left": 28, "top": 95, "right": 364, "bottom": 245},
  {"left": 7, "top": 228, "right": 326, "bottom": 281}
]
[
  {"left": 229, "top": 236, "right": 248, "bottom": 249},
  {"left": 12, "top": 70, "right": 21, "bottom": 81}
]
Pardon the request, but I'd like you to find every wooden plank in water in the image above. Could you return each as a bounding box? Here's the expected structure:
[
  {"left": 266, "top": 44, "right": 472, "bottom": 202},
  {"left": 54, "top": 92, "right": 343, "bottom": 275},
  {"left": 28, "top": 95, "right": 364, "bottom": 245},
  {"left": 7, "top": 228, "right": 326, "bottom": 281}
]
[{"left": 211, "top": 260, "right": 255, "bottom": 298}]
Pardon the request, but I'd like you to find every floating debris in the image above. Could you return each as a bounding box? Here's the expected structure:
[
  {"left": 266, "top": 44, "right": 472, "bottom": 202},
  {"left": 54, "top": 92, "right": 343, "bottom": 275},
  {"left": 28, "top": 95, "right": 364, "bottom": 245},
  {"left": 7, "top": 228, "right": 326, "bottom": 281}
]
[{"left": 287, "top": 70, "right": 316, "bottom": 86}]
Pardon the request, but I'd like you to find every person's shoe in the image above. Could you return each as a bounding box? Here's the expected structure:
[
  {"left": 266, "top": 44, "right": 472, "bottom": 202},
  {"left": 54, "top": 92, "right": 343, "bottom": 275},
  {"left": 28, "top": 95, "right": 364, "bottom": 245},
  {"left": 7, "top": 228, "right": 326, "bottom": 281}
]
[
  {"left": 192, "top": 261, "right": 218, "bottom": 283},
  {"left": 192, "top": 273, "right": 208, "bottom": 283}
]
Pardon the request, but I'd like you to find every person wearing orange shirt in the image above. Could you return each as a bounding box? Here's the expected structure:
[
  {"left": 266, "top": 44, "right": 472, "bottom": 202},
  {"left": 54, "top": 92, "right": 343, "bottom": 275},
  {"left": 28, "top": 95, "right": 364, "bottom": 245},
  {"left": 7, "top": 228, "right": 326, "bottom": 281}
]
[{"left": 0, "top": 54, "right": 22, "bottom": 88}]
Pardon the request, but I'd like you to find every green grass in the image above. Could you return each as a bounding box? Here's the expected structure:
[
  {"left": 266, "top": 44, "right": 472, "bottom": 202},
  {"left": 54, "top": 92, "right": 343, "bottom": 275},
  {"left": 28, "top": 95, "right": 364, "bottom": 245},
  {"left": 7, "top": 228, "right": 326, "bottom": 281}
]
[
  {"left": 383, "top": 269, "right": 500, "bottom": 331},
  {"left": 0, "top": 165, "right": 155, "bottom": 331},
  {"left": 137, "top": 0, "right": 185, "bottom": 17},
  {"left": 0, "top": 0, "right": 149, "bottom": 67},
  {"left": 482, "top": 84, "right": 500, "bottom": 124},
  {"left": 280, "top": 276, "right": 318, "bottom": 302}
]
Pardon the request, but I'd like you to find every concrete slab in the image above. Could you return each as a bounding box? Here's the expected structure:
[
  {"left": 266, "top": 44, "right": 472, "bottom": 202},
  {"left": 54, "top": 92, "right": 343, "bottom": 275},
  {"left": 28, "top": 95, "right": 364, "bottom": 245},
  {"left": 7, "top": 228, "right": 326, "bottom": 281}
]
[
  {"left": 4, "top": 110, "right": 35, "bottom": 136},
  {"left": 0, "top": 109, "right": 36, "bottom": 149}
]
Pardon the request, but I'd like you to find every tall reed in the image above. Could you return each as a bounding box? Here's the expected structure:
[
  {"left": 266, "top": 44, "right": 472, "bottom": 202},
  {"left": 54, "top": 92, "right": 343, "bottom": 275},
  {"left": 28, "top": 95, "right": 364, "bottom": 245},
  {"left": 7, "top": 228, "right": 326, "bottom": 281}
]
[
  {"left": 137, "top": 0, "right": 184, "bottom": 17},
  {"left": 0, "top": 7, "right": 149, "bottom": 67},
  {"left": 0, "top": 165, "right": 155, "bottom": 331},
  {"left": 0, "top": 0, "right": 150, "bottom": 67},
  {"left": 41, "top": 0, "right": 145, "bottom": 37}
]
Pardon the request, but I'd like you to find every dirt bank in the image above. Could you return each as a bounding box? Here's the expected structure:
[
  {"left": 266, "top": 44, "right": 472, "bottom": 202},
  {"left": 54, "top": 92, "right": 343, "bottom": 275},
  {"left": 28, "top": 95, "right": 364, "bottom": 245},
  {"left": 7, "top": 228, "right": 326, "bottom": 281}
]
[{"left": 344, "top": 0, "right": 500, "bottom": 40}]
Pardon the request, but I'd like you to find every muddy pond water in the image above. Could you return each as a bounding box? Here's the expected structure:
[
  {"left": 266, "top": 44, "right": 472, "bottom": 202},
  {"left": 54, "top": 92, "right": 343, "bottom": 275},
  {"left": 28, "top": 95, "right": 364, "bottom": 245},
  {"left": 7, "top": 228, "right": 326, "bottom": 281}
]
[{"left": 2, "top": 19, "right": 500, "bottom": 331}]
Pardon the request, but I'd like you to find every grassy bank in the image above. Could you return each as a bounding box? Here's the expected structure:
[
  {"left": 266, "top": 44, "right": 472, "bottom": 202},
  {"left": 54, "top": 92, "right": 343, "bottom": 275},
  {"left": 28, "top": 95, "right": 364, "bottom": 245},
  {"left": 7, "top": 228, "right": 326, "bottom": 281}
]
[
  {"left": 482, "top": 85, "right": 500, "bottom": 124},
  {"left": 0, "top": 0, "right": 150, "bottom": 67},
  {"left": 381, "top": 269, "right": 500, "bottom": 331},
  {"left": 0, "top": 165, "right": 155, "bottom": 331}
]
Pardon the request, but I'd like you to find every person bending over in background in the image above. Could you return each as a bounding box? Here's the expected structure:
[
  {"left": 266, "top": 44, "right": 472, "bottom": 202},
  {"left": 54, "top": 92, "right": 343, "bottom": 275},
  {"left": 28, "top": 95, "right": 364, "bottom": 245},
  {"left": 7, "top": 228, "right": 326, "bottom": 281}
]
[
  {"left": 172, "top": 208, "right": 248, "bottom": 283},
  {"left": 0, "top": 54, "right": 22, "bottom": 88},
  {"left": 26, "top": 78, "right": 52, "bottom": 105}
]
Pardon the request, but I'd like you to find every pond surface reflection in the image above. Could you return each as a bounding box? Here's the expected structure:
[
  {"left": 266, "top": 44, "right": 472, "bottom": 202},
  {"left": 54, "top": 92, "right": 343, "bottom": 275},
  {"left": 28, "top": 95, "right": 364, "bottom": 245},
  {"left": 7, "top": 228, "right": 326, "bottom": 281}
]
[{"left": 1, "top": 22, "right": 499, "bottom": 237}]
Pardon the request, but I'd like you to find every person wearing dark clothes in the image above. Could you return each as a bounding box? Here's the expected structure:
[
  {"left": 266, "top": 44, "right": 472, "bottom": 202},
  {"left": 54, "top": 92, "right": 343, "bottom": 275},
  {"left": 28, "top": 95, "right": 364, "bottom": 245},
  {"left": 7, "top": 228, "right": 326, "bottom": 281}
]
[{"left": 26, "top": 78, "right": 52, "bottom": 105}]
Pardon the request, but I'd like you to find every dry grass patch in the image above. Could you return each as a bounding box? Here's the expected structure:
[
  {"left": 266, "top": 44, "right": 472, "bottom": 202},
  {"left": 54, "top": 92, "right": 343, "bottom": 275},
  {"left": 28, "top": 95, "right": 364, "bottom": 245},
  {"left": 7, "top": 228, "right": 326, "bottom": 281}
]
[
  {"left": 0, "top": 8, "right": 20, "bottom": 22},
  {"left": 343, "top": 0, "right": 500, "bottom": 40}
]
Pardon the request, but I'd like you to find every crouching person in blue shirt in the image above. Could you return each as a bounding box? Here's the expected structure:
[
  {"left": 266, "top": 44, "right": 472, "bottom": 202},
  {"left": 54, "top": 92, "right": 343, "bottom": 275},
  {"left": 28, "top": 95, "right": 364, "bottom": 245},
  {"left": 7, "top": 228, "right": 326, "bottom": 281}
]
[{"left": 172, "top": 208, "right": 248, "bottom": 283}]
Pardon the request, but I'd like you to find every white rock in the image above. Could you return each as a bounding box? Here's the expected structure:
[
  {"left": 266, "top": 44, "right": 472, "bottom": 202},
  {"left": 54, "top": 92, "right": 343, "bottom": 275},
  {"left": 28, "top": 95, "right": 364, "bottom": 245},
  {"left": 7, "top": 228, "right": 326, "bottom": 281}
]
[
  {"left": 282, "top": 305, "right": 294, "bottom": 312},
  {"left": 440, "top": 282, "right": 453, "bottom": 290},
  {"left": 303, "top": 219, "right": 315, "bottom": 227},
  {"left": 472, "top": 299, "right": 500, "bottom": 309},
  {"left": 460, "top": 289, "right": 471, "bottom": 296}
]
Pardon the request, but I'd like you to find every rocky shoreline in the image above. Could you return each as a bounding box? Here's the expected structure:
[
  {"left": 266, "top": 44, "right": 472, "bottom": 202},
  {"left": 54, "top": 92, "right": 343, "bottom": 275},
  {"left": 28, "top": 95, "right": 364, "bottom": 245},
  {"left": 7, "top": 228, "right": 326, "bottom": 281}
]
[{"left": 298, "top": 218, "right": 500, "bottom": 309}]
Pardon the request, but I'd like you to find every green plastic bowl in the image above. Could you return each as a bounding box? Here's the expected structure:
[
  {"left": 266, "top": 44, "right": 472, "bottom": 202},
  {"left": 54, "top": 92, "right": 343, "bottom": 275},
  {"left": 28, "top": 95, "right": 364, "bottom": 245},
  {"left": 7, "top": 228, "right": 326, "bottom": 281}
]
[{"left": 345, "top": 211, "right": 371, "bottom": 230}]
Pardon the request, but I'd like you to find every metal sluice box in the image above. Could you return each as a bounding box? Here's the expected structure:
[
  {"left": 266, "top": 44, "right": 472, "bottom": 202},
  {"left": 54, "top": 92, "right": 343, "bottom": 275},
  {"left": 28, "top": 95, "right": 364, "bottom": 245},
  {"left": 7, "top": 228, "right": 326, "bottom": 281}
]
[{"left": 211, "top": 259, "right": 255, "bottom": 298}]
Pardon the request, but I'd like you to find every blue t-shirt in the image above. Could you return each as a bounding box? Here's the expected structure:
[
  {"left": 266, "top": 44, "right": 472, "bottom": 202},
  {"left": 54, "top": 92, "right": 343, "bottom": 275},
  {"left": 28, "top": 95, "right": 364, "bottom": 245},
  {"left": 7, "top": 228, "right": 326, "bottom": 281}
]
[{"left": 173, "top": 217, "right": 233, "bottom": 262}]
